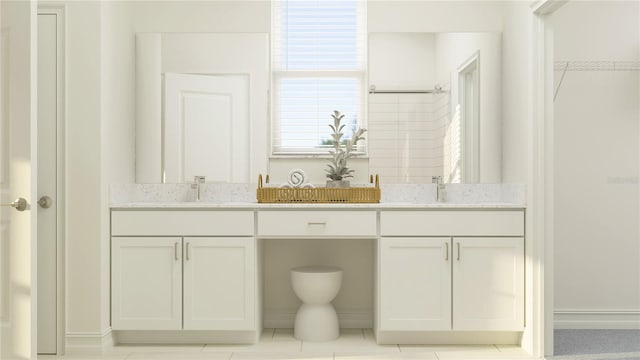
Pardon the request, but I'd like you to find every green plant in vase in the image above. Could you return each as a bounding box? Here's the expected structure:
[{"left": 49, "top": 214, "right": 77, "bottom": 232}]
[{"left": 325, "top": 110, "right": 367, "bottom": 188}]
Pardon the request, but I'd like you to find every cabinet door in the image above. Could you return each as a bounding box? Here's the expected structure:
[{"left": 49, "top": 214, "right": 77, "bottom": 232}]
[
  {"left": 183, "top": 237, "right": 255, "bottom": 330},
  {"left": 380, "top": 237, "right": 451, "bottom": 331},
  {"left": 112, "top": 237, "right": 182, "bottom": 330},
  {"left": 452, "top": 237, "right": 524, "bottom": 331}
]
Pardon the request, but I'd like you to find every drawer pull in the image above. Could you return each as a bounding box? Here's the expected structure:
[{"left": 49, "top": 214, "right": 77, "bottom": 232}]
[
  {"left": 186, "top": 242, "right": 191, "bottom": 261},
  {"left": 457, "top": 242, "right": 461, "bottom": 261},
  {"left": 174, "top": 242, "right": 179, "bottom": 261},
  {"left": 307, "top": 222, "right": 327, "bottom": 226},
  {"left": 445, "top": 242, "right": 449, "bottom": 261}
]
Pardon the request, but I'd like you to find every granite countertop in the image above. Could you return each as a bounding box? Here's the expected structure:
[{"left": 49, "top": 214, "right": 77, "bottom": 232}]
[{"left": 109, "top": 183, "right": 526, "bottom": 210}]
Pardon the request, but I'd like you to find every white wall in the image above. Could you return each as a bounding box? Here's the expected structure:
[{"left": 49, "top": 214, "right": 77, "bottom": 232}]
[
  {"left": 500, "top": 1, "right": 537, "bottom": 353},
  {"left": 551, "top": 0, "right": 640, "bottom": 328},
  {"left": 501, "top": 1, "right": 532, "bottom": 184},
  {"left": 100, "top": 0, "right": 138, "bottom": 341},
  {"left": 65, "top": 0, "right": 104, "bottom": 338}
]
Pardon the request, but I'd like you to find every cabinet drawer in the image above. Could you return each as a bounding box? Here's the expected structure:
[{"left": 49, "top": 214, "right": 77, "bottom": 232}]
[
  {"left": 111, "top": 210, "right": 254, "bottom": 236},
  {"left": 257, "top": 210, "right": 376, "bottom": 238},
  {"left": 380, "top": 210, "right": 524, "bottom": 236}
]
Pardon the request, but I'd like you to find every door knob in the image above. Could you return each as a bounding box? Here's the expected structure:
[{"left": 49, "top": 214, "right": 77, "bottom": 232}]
[
  {"left": 2, "top": 197, "right": 27, "bottom": 211},
  {"left": 38, "top": 196, "right": 53, "bottom": 209}
]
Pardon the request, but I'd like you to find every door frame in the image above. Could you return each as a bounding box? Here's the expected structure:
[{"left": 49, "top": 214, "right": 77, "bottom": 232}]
[
  {"left": 37, "top": 4, "right": 66, "bottom": 355},
  {"left": 530, "top": 0, "right": 568, "bottom": 357}
]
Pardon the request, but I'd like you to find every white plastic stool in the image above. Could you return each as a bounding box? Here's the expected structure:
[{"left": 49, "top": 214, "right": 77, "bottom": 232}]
[{"left": 290, "top": 266, "right": 343, "bottom": 342}]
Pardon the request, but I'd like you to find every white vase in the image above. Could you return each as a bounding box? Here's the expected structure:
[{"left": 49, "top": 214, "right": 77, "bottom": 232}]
[{"left": 326, "top": 180, "right": 350, "bottom": 188}]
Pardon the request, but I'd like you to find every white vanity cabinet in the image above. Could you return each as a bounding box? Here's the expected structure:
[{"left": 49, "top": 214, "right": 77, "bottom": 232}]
[
  {"left": 183, "top": 237, "right": 255, "bottom": 330},
  {"left": 379, "top": 210, "right": 525, "bottom": 332},
  {"left": 452, "top": 237, "right": 524, "bottom": 331},
  {"left": 112, "top": 237, "right": 183, "bottom": 330},
  {"left": 380, "top": 237, "right": 451, "bottom": 331},
  {"left": 111, "top": 210, "right": 256, "bottom": 332}
]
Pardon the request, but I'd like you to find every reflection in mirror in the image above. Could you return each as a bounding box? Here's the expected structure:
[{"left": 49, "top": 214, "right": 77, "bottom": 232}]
[
  {"left": 367, "top": 32, "right": 501, "bottom": 184},
  {"left": 135, "top": 33, "right": 269, "bottom": 184},
  {"left": 458, "top": 51, "right": 480, "bottom": 183}
]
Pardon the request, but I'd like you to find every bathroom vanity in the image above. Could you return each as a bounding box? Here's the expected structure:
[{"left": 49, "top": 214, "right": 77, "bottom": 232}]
[{"left": 110, "top": 199, "right": 525, "bottom": 345}]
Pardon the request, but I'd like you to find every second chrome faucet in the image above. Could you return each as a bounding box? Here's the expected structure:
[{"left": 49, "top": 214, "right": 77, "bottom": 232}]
[
  {"left": 191, "top": 176, "right": 206, "bottom": 201},
  {"left": 432, "top": 175, "right": 445, "bottom": 202}
]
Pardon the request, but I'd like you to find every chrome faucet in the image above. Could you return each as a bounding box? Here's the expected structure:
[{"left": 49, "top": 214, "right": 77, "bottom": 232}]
[
  {"left": 432, "top": 175, "right": 445, "bottom": 202},
  {"left": 191, "top": 176, "right": 206, "bottom": 201}
]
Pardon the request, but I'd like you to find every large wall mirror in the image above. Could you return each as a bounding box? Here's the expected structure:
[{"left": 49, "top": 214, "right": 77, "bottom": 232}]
[
  {"left": 368, "top": 32, "right": 502, "bottom": 184},
  {"left": 135, "top": 32, "right": 501, "bottom": 185}
]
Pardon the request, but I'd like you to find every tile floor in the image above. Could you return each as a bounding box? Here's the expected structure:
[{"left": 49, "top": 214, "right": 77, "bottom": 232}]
[{"left": 38, "top": 329, "right": 534, "bottom": 360}]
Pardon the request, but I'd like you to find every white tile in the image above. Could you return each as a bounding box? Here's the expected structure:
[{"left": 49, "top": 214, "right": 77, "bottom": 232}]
[
  {"left": 368, "top": 94, "right": 399, "bottom": 104},
  {"left": 127, "top": 352, "right": 232, "bottom": 360},
  {"left": 301, "top": 329, "right": 399, "bottom": 353},
  {"left": 363, "top": 329, "right": 376, "bottom": 341},
  {"left": 436, "top": 352, "right": 532, "bottom": 360},
  {"left": 106, "top": 344, "right": 204, "bottom": 355},
  {"left": 398, "top": 94, "right": 434, "bottom": 104},
  {"left": 427, "top": 345, "right": 505, "bottom": 360},
  {"left": 335, "top": 352, "right": 436, "bottom": 359},
  {"left": 494, "top": 345, "right": 533, "bottom": 358},
  {"left": 38, "top": 355, "right": 129, "bottom": 360},
  {"left": 400, "top": 344, "right": 498, "bottom": 353},
  {"left": 204, "top": 330, "right": 302, "bottom": 353},
  {"left": 272, "top": 328, "right": 300, "bottom": 342},
  {"left": 369, "top": 103, "right": 399, "bottom": 113},
  {"left": 230, "top": 352, "right": 333, "bottom": 360}
]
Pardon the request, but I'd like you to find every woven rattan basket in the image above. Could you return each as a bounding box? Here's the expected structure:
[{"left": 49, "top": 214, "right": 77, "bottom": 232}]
[{"left": 256, "top": 174, "right": 380, "bottom": 203}]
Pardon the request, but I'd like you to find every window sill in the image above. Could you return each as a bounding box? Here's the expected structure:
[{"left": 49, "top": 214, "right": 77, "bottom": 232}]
[{"left": 269, "top": 153, "right": 369, "bottom": 160}]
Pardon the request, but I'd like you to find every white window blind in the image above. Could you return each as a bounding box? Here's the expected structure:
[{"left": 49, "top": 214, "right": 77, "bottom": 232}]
[{"left": 272, "top": 0, "right": 366, "bottom": 154}]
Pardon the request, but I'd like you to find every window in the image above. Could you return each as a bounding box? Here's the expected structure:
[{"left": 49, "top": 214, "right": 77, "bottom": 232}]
[{"left": 271, "top": 0, "right": 366, "bottom": 155}]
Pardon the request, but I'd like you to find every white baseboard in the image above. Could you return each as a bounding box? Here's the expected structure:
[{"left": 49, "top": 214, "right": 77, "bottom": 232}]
[
  {"left": 264, "top": 308, "right": 372, "bottom": 329},
  {"left": 65, "top": 328, "right": 114, "bottom": 354},
  {"left": 114, "top": 330, "right": 259, "bottom": 344},
  {"left": 376, "top": 330, "right": 522, "bottom": 345},
  {"left": 554, "top": 309, "right": 640, "bottom": 329}
]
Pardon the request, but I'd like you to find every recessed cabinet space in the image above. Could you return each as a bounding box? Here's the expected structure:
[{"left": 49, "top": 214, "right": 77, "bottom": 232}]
[
  {"left": 111, "top": 211, "right": 256, "bottom": 332},
  {"left": 379, "top": 210, "right": 525, "bottom": 333}
]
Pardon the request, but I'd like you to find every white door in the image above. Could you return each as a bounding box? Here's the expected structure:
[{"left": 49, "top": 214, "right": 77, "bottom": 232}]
[
  {"left": 163, "top": 73, "right": 249, "bottom": 183},
  {"left": 0, "top": 2, "right": 38, "bottom": 359},
  {"left": 111, "top": 237, "right": 182, "bottom": 330},
  {"left": 183, "top": 237, "right": 255, "bottom": 330},
  {"left": 452, "top": 237, "right": 525, "bottom": 331},
  {"left": 37, "top": 9, "right": 61, "bottom": 355},
  {"left": 379, "top": 237, "right": 451, "bottom": 331}
]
